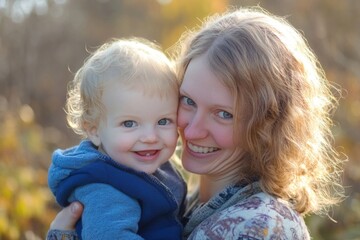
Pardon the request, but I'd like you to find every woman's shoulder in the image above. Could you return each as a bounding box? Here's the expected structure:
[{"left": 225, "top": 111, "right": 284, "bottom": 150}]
[
  {"left": 189, "top": 191, "right": 310, "bottom": 240},
  {"left": 231, "top": 191, "right": 300, "bottom": 220}
]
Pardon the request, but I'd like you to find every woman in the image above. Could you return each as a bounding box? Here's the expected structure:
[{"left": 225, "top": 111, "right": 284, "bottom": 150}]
[{"left": 48, "top": 6, "right": 344, "bottom": 239}]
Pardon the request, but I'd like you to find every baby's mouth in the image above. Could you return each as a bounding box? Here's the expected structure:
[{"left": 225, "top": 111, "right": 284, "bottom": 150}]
[
  {"left": 187, "top": 142, "right": 219, "bottom": 154},
  {"left": 136, "top": 150, "right": 158, "bottom": 157}
]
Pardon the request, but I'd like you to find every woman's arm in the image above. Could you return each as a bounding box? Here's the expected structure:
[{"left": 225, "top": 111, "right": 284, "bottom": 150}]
[{"left": 47, "top": 202, "right": 83, "bottom": 239}]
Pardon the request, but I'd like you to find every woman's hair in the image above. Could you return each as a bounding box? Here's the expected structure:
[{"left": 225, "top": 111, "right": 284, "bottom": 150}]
[
  {"left": 66, "top": 38, "right": 178, "bottom": 137},
  {"left": 175, "top": 6, "right": 344, "bottom": 215}
]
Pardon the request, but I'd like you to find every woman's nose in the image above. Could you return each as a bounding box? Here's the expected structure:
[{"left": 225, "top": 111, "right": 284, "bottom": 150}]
[{"left": 184, "top": 112, "right": 208, "bottom": 140}]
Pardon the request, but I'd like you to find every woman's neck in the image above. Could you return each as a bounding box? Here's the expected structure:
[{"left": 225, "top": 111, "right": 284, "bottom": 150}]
[
  {"left": 198, "top": 151, "right": 248, "bottom": 203},
  {"left": 199, "top": 175, "right": 236, "bottom": 203}
]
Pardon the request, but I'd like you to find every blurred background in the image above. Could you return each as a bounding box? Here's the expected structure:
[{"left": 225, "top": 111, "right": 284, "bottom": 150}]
[{"left": 0, "top": 0, "right": 359, "bottom": 239}]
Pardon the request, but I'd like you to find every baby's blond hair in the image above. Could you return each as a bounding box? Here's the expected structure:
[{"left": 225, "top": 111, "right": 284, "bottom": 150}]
[{"left": 66, "top": 38, "right": 178, "bottom": 137}]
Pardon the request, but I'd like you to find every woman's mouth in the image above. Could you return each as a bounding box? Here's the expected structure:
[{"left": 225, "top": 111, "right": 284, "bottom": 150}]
[{"left": 187, "top": 142, "right": 219, "bottom": 154}]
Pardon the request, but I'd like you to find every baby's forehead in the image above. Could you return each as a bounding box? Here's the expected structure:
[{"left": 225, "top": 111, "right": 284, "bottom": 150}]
[{"left": 100, "top": 65, "right": 178, "bottom": 94}]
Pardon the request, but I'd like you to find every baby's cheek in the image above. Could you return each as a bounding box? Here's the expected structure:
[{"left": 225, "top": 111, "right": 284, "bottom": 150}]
[
  {"left": 112, "top": 136, "right": 133, "bottom": 152},
  {"left": 167, "top": 130, "right": 179, "bottom": 149}
]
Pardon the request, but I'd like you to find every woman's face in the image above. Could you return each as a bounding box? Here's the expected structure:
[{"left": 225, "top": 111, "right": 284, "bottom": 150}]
[{"left": 178, "top": 55, "right": 240, "bottom": 177}]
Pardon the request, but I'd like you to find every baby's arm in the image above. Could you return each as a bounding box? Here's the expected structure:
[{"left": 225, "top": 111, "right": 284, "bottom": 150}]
[{"left": 73, "top": 183, "right": 144, "bottom": 240}]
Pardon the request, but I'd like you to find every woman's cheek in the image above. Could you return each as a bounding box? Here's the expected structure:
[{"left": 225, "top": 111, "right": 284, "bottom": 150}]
[{"left": 212, "top": 126, "right": 235, "bottom": 148}]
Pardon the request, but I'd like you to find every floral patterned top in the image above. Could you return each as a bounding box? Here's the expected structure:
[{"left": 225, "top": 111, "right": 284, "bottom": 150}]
[{"left": 183, "top": 181, "right": 310, "bottom": 240}]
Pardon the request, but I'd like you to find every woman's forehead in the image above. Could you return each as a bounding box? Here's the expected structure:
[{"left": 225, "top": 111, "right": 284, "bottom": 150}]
[{"left": 181, "top": 56, "right": 233, "bottom": 109}]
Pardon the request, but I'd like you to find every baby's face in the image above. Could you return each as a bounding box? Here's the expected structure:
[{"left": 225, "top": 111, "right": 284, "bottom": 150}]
[{"left": 91, "top": 83, "right": 179, "bottom": 174}]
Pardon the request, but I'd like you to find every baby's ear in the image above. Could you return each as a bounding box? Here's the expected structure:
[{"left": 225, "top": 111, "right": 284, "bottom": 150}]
[{"left": 84, "top": 122, "right": 101, "bottom": 146}]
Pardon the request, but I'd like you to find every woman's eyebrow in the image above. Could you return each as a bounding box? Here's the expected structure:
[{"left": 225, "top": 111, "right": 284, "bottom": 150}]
[{"left": 179, "top": 88, "right": 190, "bottom": 95}]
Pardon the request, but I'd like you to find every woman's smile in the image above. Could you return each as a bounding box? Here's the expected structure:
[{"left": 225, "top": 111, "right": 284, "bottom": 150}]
[{"left": 187, "top": 142, "right": 219, "bottom": 154}]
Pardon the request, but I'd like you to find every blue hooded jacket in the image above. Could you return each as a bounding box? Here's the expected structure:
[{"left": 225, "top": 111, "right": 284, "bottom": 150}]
[{"left": 48, "top": 140, "right": 186, "bottom": 240}]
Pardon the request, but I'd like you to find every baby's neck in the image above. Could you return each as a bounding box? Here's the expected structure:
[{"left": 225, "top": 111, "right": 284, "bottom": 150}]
[{"left": 98, "top": 144, "right": 107, "bottom": 155}]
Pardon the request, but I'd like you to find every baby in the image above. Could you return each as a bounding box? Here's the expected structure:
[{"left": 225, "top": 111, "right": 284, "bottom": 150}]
[{"left": 48, "top": 38, "right": 186, "bottom": 240}]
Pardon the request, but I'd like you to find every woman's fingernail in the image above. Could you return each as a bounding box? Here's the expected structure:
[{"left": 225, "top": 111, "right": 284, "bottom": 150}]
[{"left": 71, "top": 203, "right": 79, "bottom": 213}]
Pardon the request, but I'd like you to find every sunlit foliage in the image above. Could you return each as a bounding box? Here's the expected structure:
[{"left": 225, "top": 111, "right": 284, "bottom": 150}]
[{"left": 0, "top": 109, "right": 60, "bottom": 239}]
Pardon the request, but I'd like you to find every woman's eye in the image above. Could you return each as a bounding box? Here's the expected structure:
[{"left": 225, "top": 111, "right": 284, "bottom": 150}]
[
  {"left": 181, "top": 96, "right": 195, "bottom": 106},
  {"left": 122, "top": 120, "right": 137, "bottom": 128},
  {"left": 158, "top": 118, "right": 171, "bottom": 126},
  {"left": 218, "top": 111, "right": 233, "bottom": 119}
]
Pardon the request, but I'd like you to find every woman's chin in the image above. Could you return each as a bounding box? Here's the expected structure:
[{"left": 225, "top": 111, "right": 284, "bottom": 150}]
[{"left": 181, "top": 152, "right": 208, "bottom": 174}]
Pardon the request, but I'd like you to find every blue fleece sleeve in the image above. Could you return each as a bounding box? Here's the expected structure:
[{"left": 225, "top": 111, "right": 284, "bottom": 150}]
[{"left": 71, "top": 183, "right": 144, "bottom": 240}]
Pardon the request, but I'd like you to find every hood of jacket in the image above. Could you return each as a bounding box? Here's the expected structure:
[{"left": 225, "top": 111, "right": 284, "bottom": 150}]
[{"left": 48, "top": 140, "right": 105, "bottom": 195}]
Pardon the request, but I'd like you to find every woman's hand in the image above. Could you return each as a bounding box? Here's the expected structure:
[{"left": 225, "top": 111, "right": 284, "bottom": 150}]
[{"left": 50, "top": 202, "right": 83, "bottom": 230}]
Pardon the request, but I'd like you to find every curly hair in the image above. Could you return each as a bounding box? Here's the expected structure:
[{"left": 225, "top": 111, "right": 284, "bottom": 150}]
[
  {"left": 175, "top": 6, "right": 344, "bottom": 215},
  {"left": 66, "top": 38, "right": 178, "bottom": 137}
]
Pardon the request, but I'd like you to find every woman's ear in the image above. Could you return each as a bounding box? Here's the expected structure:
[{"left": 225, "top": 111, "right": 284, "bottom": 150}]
[{"left": 84, "top": 122, "right": 101, "bottom": 146}]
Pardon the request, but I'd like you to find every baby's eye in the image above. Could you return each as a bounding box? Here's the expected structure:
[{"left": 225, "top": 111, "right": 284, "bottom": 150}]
[
  {"left": 218, "top": 111, "right": 233, "bottom": 119},
  {"left": 122, "top": 120, "right": 138, "bottom": 128},
  {"left": 158, "top": 118, "right": 171, "bottom": 126},
  {"left": 180, "top": 96, "right": 196, "bottom": 106}
]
